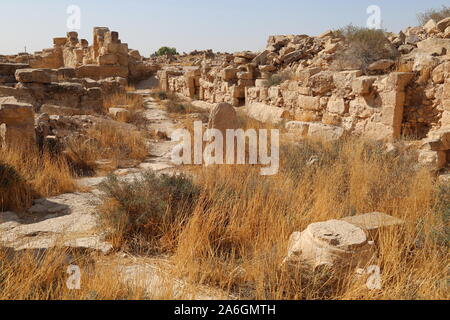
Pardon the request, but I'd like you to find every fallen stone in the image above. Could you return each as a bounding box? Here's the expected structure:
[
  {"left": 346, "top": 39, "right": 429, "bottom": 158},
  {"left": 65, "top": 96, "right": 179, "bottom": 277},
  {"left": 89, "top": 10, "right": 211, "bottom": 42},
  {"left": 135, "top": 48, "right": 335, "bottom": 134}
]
[
  {"left": 367, "top": 59, "right": 395, "bottom": 72},
  {"left": 283, "top": 220, "right": 374, "bottom": 270},
  {"left": 341, "top": 212, "right": 405, "bottom": 241},
  {"left": 246, "top": 102, "right": 292, "bottom": 124}
]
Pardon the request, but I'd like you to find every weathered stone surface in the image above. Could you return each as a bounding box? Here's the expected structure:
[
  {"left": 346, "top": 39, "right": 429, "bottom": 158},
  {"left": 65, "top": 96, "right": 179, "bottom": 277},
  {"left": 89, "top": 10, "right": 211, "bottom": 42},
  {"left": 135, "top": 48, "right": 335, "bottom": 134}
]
[
  {"left": 341, "top": 212, "right": 404, "bottom": 240},
  {"left": 436, "top": 17, "right": 450, "bottom": 32},
  {"left": 423, "top": 19, "right": 438, "bottom": 34},
  {"left": 352, "top": 76, "right": 376, "bottom": 95},
  {"left": 327, "top": 95, "right": 346, "bottom": 115},
  {"left": 0, "top": 96, "right": 35, "bottom": 147},
  {"left": 298, "top": 95, "right": 320, "bottom": 111},
  {"left": 246, "top": 102, "right": 292, "bottom": 124},
  {"left": 109, "top": 107, "right": 130, "bottom": 122},
  {"left": 367, "top": 59, "right": 395, "bottom": 72},
  {"left": 418, "top": 149, "right": 447, "bottom": 170},
  {"left": 75, "top": 65, "right": 128, "bottom": 80},
  {"left": 416, "top": 38, "right": 450, "bottom": 55},
  {"left": 15, "top": 68, "right": 58, "bottom": 83},
  {"left": 0, "top": 193, "right": 112, "bottom": 254},
  {"left": 208, "top": 102, "right": 239, "bottom": 133},
  {"left": 308, "top": 123, "right": 345, "bottom": 141},
  {"left": 283, "top": 220, "right": 374, "bottom": 270},
  {"left": 0, "top": 63, "right": 29, "bottom": 76}
]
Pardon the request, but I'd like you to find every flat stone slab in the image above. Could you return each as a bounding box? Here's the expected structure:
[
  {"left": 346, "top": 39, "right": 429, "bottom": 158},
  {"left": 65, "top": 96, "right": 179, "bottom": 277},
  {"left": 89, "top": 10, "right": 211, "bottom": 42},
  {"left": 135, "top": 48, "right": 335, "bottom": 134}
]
[{"left": 341, "top": 212, "right": 404, "bottom": 232}]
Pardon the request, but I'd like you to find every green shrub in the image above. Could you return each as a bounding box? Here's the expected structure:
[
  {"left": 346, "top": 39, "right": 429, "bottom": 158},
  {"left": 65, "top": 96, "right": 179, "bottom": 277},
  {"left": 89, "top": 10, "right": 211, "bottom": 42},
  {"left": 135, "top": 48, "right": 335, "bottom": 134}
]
[
  {"left": 155, "top": 46, "right": 178, "bottom": 56},
  {"left": 417, "top": 6, "right": 450, "bottom": 25},
  {"left": 98, "top": 171, "right": 200, "bottom": 246},
  {"left": 333, "top": 25, "right": 399, "bottom": 72}
]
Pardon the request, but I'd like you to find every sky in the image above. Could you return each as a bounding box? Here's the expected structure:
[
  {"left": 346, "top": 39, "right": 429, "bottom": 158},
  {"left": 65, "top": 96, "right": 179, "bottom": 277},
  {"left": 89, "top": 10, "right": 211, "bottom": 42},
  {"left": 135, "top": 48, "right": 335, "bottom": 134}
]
[{"left": 0, "top": 0, "right": 449, "bottom": 56}]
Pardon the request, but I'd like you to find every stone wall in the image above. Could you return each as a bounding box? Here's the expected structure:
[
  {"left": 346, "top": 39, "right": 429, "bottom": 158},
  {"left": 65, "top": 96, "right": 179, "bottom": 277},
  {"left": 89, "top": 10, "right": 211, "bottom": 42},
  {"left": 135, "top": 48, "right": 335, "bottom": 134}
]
[
  {"left": 159, "top": 28, "right": 450, "bottom": 152},
  {"left": 4, "top": 27, "right": 159, "bottom": 82}
]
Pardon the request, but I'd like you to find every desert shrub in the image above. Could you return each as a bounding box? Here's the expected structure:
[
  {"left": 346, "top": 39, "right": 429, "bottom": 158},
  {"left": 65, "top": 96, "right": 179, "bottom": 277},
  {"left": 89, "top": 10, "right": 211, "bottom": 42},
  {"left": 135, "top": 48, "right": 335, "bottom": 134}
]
[
  {"left": 333, "top": 25, "right": 399, "bottom": 72},
  {"left": 164, "top": 100, "right": 205, "bottom": 115},
  {"left": 98, "top": 171, "right": 200, "bottom": 252},
  {"left": 417, "top": 5, "right": 450, "bottom": 25},
  {"left": 65, "top": 123, "right": 148, "bottom": 176},
  {"left": 155, "top": 46, "right": 178, "bottom": 56},
  {"left": 267, "top": 70, "right": 294, "bottom": 87}
]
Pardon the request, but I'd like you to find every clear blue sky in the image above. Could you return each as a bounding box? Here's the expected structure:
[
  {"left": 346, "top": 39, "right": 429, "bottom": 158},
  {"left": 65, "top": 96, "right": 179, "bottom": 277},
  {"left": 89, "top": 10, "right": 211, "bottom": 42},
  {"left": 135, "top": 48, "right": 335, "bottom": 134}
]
[{"left": 0, "top": 0, "right": 448, "bottom": 56}]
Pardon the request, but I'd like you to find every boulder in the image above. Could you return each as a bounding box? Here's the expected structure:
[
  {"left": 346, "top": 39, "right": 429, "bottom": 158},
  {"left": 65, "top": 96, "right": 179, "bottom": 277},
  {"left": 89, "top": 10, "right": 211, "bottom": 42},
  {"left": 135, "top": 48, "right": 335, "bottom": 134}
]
[
  {"left": 436, "top": 17, "right": 450, "bottom": 32},
  {"left": 416, "top": 38, "right": 450, "bottom": 55},
  {"left": 208, "top": 102, "right": 239, "bottom": 134},
  {"left": 352, "top": 76, "right": 376, "bottom": 95}
]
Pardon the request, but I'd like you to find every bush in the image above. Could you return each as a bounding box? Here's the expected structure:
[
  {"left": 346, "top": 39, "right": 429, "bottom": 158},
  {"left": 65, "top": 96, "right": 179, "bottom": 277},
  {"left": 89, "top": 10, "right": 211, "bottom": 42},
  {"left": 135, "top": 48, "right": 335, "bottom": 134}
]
[
  {"left": 333, "top": 25, "right": 399, "bottom": 72},
  {"left": 164, "top": 101, "right": 205, "bottom": 114},
  {"left": 98, "top": 171, "right": 200, "bottom": 251},
  {"left": 418, "top": 6, "right": 450, "bottom": 25},
  {"left": 155, "top": 46, "right": 178, "bottom": 56},
  {"left": 267, "top": 70, "right": 294, "bottom": 87}
]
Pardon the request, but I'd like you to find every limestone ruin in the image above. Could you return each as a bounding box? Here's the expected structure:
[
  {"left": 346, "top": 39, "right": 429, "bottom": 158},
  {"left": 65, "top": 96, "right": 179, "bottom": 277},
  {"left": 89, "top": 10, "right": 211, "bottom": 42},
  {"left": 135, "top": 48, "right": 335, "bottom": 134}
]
[{"left": 156, "top": 23, "right": 450, "bottom": 172}]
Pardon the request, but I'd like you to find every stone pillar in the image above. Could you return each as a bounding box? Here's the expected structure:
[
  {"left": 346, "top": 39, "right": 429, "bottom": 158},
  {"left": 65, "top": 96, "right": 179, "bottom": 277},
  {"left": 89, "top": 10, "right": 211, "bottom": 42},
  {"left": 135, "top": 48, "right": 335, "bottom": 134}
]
[{"left": 380, "top": 72, "right": 414, "bottom": 140}]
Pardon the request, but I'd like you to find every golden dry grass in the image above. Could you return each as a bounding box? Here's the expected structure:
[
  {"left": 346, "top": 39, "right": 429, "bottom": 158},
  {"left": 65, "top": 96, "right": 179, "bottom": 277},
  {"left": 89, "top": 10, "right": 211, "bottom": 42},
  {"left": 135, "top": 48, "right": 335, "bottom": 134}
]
[
  {"left": 1, "top": 137, "right": 448, "bottom": 300},
  {"left": 0, "top": 248, "right": 143, "bottom": 300},
  {"left": 169, "top": 139, "right": 449, "bottom": 300},
  {"left": 103, "top": 89, "right": 145, "bottom": 125},
  {"left": 0, "top": 146, "right": 76, "bottom": 212},
  {"left": 92, "top": 137, "right": 449, "bottom": 300},
  {"left": 65, "top": 122, "right": 148, "bottom": 176}
]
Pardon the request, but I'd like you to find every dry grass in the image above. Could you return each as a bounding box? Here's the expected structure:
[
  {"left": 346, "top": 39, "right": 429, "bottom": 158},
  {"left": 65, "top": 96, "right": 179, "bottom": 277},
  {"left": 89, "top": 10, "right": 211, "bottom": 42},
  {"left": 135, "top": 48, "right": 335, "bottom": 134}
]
[
  {"left": 418, "top": 5, "right": 450, "bottom": 25},
  {"left": 332, "top": 25, "right": 399, "bottom": 73},
  {"left": 0, "top": 248, "right": 142, "bottom": 300},
  {"left": 0, "top": 146, "right": 76, "bottom": 212},
  {"left": 171, "top": 139, "right": 449, "bottom": 300},
  {"left": 65, "top": 122, "right": 148, "bottom": 176},
  {"left": 103, "top": 90, "right": 145, "bottom": 126},
  {"left": 97, "top": 172, "right": 200, "bottom": 253},
  {"left": 2, "top": 136, "right": 448, "bottom": 300},
  {"left": 95, "top": 137, "right": 449, "bottom": 300}
]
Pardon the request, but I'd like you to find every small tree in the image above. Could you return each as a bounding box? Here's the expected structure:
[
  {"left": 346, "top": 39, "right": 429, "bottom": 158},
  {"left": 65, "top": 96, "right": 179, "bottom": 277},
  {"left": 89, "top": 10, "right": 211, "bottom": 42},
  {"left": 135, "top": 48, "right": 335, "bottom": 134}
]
[
  {"left": 417, "top": 5, "right": 450, "bottom": 25},
  {"left": 155, "top": 46, "right": 178, "bottom": 56}
]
